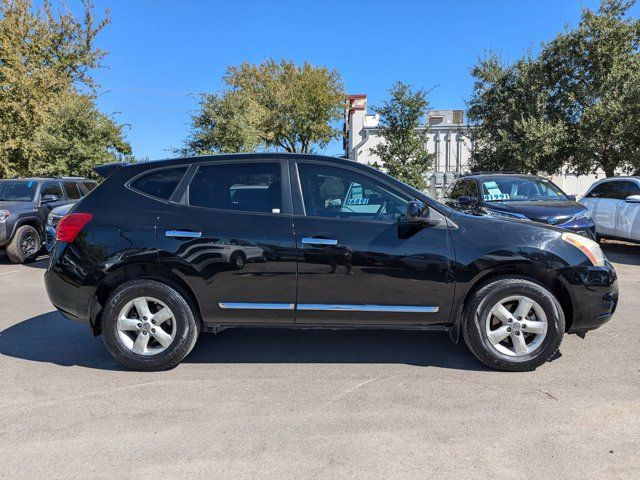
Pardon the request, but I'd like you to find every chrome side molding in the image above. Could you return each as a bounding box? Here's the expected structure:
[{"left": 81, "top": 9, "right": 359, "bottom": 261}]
[
  {"left": 301, "top": 237, "right": 338, "bottom": 246},
  {"left": 218, "top": 302, "right": 439, "bottom": 313},
  {"left": 165, "top": 230, "right": 202, "bottom": 238},
  {"left": 218, "top": 302, "right": 295, "bottom": 310},
  {"left": 296, "top": 304, "right": 439, "bottom": 313}
]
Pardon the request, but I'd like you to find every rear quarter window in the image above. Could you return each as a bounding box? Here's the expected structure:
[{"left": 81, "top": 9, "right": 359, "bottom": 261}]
[{"left": 129, "top": 167, "right": 188, "bottom": 201}]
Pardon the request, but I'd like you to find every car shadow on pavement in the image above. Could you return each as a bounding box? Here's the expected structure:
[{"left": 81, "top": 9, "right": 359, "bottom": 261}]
[
  {"left": 0, "top": 311, "right": 490, "bottom": 371},
  {"left": 602, "top": 241, "right": 640, "bottom": 266},
  {"left": 0, "top": 254, "right": 49, "bottom": 269}
]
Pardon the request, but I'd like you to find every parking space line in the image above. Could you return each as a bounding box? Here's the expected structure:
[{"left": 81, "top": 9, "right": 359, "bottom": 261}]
[{"left": 0, "top": 270, "right": 19, "bottom": 276}]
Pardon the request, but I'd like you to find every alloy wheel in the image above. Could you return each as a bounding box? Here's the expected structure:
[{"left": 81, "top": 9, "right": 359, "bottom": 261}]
[
  {"left": 484, "top": 295, "right": 548, "bottom": 357},
  {"left": 116, "top": 296, "right": 177, "bottom": 355},
  {"left": 20, "top": 233, "right": 38, "bottom": 257}
]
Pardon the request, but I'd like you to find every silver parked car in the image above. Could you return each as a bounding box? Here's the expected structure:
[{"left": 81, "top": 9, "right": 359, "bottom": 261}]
[{"left": 579, "top": 176, "right": 640, "bottom": 243}]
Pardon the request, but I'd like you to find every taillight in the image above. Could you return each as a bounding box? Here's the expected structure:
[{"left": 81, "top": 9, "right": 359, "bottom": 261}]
[{"left": 56, "top": 213, "right": 93, "bottom": 242}]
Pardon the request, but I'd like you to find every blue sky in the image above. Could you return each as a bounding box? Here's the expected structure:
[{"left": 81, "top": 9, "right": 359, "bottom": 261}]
[{"left": 59, "top": 0, "right": 639, "bottom": 159}]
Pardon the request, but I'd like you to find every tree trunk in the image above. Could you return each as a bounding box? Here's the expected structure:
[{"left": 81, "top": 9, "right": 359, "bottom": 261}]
[{"left": 603, "top": 165, "right": 616, "bottom": 177}]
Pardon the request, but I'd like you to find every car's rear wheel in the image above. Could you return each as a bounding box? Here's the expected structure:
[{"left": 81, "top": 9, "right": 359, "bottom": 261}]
[
  {"left": 101, "top": 280, "right": 199, "bottom": 371},
  {"left": 6, "top": 225, "right": 40, "bottom": 264},
  {"left": 462, "top": 277, "right": 565, "bottom": 371}
]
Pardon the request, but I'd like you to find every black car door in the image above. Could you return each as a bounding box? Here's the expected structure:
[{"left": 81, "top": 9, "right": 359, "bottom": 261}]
[
  {"left": 156, "top": 160, "right": 297, "bottom": 324},
  {"left": 291, "top": 160, "right": 454, "bottom": 326}
]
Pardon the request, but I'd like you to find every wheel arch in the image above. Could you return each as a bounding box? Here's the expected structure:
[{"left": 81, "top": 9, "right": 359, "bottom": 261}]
[
  {"left": 13, "top": 216, "right": 44, "bottom": 239},
  {"left": 450, "top": 263, "right": 574, "bottom": 343},
  {"left": 91, "top": 262, "right": 202, "bottom": 335}
]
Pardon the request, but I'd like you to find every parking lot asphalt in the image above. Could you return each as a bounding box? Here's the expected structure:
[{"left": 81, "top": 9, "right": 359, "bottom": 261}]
[{"left": 1, "top": 242, "right": 639, "bottom": 480}]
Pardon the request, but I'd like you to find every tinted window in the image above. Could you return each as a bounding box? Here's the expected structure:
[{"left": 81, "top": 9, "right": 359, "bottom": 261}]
[
  {"left": 615, "top": 181, "right": 640, "bottom": 198},
  {"left": 41, "top": 182, "right": 63, "bottom": 199},
  {"left": 450, "top": 180, "right": 477, "bottom": 200},
  {"left": 298, "top": 163, "right": 408, "bottom": 221},
  {"left": 189, "top": 163, "right": 281, "bottom": 213},
  {"left": 0, "top": 181, "right": 37, "bottom": 202},
  {"left": 81, "top": 181, "right": 97, "bottom": 195},
  {"left": 586, "top": 182, "right": 613, "bottom": 199},
  {"left": 63, "top": 182, "right": 81, "bottom": 200},
  {"left": 130, "top": 167, "right": 187, "bottom": 200}
]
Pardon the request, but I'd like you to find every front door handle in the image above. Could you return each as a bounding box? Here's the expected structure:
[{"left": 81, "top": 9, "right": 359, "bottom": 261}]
[
  {"left": 165, "top": 230, "right": 202, "bottom": 239},
  {"left": 301, "top": 237, "right": 338, "bottom": 246}
]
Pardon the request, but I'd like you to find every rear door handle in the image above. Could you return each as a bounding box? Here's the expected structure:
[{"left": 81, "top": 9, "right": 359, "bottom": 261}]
[
  {"left": 165, "top": 230, "right": 202, "bottom": 239},
  {"left": 301, "top": 237, "right": 338, "bottom": 246}
]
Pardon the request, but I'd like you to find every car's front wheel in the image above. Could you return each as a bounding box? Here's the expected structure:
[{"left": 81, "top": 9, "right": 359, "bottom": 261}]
[
  {"left": 6, "top": 225, "right": 41, "bottom": 264},
  {"left": 462, "top": 277, "right": 565, "bottom": 371},
  {"left": 101, "top": 280, "right": 200, "bottom": 371}
]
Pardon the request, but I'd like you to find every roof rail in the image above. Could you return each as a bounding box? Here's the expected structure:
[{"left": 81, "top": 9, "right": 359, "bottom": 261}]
[{"left": 462, "top": 171, "right": 522, "bottom": 176}]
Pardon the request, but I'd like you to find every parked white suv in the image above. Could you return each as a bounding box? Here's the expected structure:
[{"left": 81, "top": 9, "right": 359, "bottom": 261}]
[{"left": 579, "top": 176, "right": 640, "bottom": 243}]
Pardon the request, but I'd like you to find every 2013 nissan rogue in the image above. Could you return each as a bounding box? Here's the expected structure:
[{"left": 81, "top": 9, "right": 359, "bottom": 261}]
[{"left": 44, "top": 154, "right": 619, "bottom": 371}]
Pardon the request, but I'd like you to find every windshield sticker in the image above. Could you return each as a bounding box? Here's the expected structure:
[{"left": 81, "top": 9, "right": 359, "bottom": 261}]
[
  {"left": 483, "top": 193, "right": 510, "bottom": 201},
  {"left": 346, "top": 198, "right": 369, "bottom": 205}
]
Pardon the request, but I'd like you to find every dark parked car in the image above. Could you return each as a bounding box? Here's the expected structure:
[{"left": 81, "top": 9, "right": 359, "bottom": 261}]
[
  {"left": 443, "top": 174, "right": 596, "bottom": 238},
  {"left": 45, "top": 155, "right": 618, "bottom": 372},
  {"left": 0, "top": 177, "right": 96, "bottom": 263}
]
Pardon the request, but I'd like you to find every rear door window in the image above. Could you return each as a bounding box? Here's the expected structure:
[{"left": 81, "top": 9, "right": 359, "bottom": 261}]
[
  {"left": 63, "top": 182, "right": 82, "bottom": 200},
  {"left": 188, "top": 163, "right": 282, "bottom": 214},
  {"left": 130, "top": 167, "right": 188, "bottom": 201},
  {"left": 41, "top": 182, "right": 64, "bottom": 200},
  {"left": 80, "top": 181, "right": 97, "bottom": 195},
  {"left": 615, "top": 181, "right": 640, "bottom": 198}
]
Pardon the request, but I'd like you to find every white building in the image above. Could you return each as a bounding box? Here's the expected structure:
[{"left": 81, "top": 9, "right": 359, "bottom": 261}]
[{"left": 343, "top": 94, "right": 602, "bottom": 197}]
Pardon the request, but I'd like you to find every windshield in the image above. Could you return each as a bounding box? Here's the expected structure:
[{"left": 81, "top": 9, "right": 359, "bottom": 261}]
[
  {"left": 480, "top": 178, "right": 566, "bottom": 202},
  {"left": 0, "top": 180, "right": 37, "bottom": 202}
]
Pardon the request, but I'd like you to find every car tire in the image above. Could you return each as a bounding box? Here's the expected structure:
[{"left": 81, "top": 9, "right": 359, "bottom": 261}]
[
  {"left": 462, "top": 276, "right": 565, "bottom": 372},
  {"left": 230, "top": 251, "right": 245, "bottom": 270},
  {"left": 6, "top": 225, "right": 40, "bottom": 264},
  {"left": 101, "top": 280, "right": 200, "bottom": 371}
]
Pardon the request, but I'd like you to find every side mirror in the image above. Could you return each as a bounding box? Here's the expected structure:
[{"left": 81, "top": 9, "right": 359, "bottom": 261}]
[
  {"left": 406, "top": 200, "right": 429, "bottom": 223},
  {"left": 457, "top": 196, "right": 476, "bottom": 207},
  {"left": 566, "top": 194, "right": 577, "bottom": 202},
  {"left": 625, "top": 194, "right": 640, "bottom": 203},
  {"left": 41, "top": 194, "right": 59, "bottom": 204}
]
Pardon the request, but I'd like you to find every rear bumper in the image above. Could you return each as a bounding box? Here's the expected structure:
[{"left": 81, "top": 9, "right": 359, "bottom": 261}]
[
  {"left": 557, "top": 263, "right": 618, "bottom": 333},
  {"left": 44, "top": 245, "right": 99, "bottom": 325}
]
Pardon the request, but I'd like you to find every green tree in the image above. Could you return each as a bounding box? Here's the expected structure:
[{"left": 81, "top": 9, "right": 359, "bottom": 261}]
[
  {"left": 180, "top": 91, "right": 262, "bottom": 155},
  {"left": 370, "top": 82, "right": 433, "bottom": 190},
  {"left": 467, "top": 54, "right": 567, "bottom": 174},
  {"left": 182, "top": 58, "right": 345, "bottom": 155},
  {"left": 541, "top": 0, "right": 640, "bottom": 177},
  {"left": 35, "top": 92, "right": 132, "bottom": 178},
  {"left": 0, "top": 0, "right": 131, "bottom": 178},
  {"left": 468, "top": 0, "right": 640, "bottom": 177}
]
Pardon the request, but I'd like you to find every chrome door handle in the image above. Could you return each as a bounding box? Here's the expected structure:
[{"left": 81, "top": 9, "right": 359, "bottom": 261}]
[
  {"left": 301, "top": 237, "right": 338, "bottom": 246},
  {"left": 165, "top": 230, "right": 202, "bottom": 238}
]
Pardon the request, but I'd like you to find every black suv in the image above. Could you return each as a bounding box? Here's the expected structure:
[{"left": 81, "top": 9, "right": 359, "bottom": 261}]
[
  {"left": 443, "top": 173, "right": 596, "bottom": 238},
  {"left": 0, "top": 177, "right": 96, "bottom": 263},
  {"left": 45, "top": 155, "right": 618, "bottom": 372}
]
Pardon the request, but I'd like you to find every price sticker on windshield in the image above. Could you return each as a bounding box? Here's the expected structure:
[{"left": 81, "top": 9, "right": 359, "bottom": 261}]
[{"left": 483, "top": 193, "right": 510, "bottom": 201}]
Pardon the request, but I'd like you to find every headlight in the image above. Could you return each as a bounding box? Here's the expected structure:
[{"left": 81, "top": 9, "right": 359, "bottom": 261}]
[
  {"left": 561, "top": 232, "right": 606, "bottom": 266},
  {"left": 567, "top": 209, "right": 592, "bottom": 223},
  {"left": 485, "top": 209, "right": 527, "bottom": 219},
  {"left": 0, "top": 210, "right": 9, "bottom": 222}
]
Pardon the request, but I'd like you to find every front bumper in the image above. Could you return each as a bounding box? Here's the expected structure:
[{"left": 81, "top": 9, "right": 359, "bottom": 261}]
[
  {"left": 0, "top": 222, "right": 8, "bottom": 247},
  {"left": 557, "top": 262, "right": 618, "bottom": 333}
]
